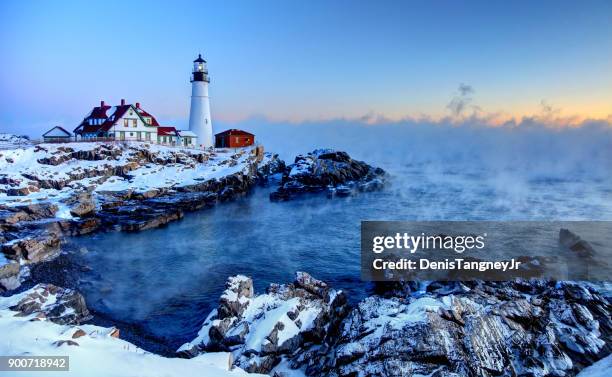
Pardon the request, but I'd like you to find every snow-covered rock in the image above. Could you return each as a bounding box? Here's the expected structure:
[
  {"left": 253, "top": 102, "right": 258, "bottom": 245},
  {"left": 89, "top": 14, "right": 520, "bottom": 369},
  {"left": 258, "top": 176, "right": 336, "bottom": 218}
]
[
  {"left": 0, "top": 142, "right": 284, "bottom": 290},
  {"left": 270, "top": 149, "right": 385, "bottom": 201},
  {"left": 320, "top": 280, "right": 611, "bottom": 377},
  {"left": 0, "top": 284, "right": 266, "bottom": 377},
  {"left": 178, "top": 272, "right": 348, "bottom": 374},
  {"left": 0, "top": 133, "right": 31, "bottom": 149},
  {"left": 181, "top": 275, "right": 610, "bottom": 377},
  {"left": 6, "top": 283, "right": 91, "bottom": 325}
]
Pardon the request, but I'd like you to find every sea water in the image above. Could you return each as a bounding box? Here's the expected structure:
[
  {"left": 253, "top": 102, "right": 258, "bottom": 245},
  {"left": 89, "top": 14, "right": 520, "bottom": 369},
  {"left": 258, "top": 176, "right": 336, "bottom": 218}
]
[{"left": 68, "top": 123, "right": 612, "bottom": 352}]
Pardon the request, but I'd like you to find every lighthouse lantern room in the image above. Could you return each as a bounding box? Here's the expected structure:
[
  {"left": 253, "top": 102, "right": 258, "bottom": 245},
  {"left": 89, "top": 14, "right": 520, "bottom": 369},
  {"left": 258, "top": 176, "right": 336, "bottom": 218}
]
[{"left": 188, "top": 54, "right": 213, "bottom": 148}]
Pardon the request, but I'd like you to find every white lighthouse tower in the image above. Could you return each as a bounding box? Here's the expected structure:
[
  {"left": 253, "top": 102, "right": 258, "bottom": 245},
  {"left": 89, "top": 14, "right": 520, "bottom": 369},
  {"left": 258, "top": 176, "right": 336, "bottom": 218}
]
[{"left": 188, "top": 54, "right": 213, "bottom": 148}]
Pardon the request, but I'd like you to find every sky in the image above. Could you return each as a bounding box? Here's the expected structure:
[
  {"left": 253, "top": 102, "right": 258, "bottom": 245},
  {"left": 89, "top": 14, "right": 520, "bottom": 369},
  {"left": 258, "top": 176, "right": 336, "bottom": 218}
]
[{"left": 0, "top": 0, "right": 611, "bottom": 136}]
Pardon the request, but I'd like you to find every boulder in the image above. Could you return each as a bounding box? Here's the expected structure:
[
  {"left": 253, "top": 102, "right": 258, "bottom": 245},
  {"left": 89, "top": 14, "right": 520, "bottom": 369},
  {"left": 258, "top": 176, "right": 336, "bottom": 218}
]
[
  {"left": 0, "top": 261, "right": 20, "bottom": 291},
  {"left": 9, "top": 283, "right": 91, "bottom": 325},
  {"left": 1, "top": 233, "right": 60, "bottom": 262},
  {"left": 178, "top": 272, "right": 349, "bottom": 374},
  {"left": 318, "top": 280, "right": 611, "bottom": 377},
  {"left": 270, "top": 149, "right": 385, "bottom": 201},
  {"left": 0, "top": 203, "right": 58, "bottom": 224},
  {"left": 67, "top": 192, "right": 96, "bottom": 218}
]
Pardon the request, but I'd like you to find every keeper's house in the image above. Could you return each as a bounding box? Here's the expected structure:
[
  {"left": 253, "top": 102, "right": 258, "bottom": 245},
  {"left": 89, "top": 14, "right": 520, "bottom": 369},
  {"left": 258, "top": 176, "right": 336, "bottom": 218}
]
[
  {"left": 215, "top": 129, "right": 255, "bottom": 148},
  {"left": 43, "top": 126, "right": 72, "bottom": 142},
  {"left": 73, "top": 99, "right": 197, "bottom": 147}
]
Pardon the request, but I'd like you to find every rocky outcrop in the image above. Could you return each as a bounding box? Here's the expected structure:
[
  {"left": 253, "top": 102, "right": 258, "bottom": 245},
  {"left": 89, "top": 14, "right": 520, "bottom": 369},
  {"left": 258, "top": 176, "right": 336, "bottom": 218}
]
[
  {"left": 182, "top": 275, "right": 610, "bottom": 377},
  {"left": 315, "top": 280, "right": 611, "bottom": 377},
  {"left": 1, "top": 232, "right": 60, "bottom": 263},
  {"left": 0, "top": 203, "right": 58, "bottom": 224},
  {"left": 0, "top": 144, "right": 285, "bottom": 293},
  {"left": 270, "top": 149, "right": 385, "bottom": 201},
  {"left": 8, "top": 283, "right": 91, "bottom": 325},
  {"left": 66, "top": 192, "right": 96, "bottom": 218},
  {"left": 0, "top": 260, "right": 20, "bottom": 292},
  {"left": 178, "top": 272, "right": 349, "bottom": 374}
]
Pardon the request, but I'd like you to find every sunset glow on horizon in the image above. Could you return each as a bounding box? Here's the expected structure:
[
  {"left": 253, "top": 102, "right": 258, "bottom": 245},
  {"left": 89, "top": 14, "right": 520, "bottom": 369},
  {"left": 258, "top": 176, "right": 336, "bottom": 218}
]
[{"left": 1, "top": 0, "right": 610, "bottom": 136}]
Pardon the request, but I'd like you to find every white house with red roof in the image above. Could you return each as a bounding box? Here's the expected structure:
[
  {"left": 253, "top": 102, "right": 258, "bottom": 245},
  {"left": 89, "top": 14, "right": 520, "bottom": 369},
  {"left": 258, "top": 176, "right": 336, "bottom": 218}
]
[{"left": 73, "top": 99, "right": 197, "bottom": 147}]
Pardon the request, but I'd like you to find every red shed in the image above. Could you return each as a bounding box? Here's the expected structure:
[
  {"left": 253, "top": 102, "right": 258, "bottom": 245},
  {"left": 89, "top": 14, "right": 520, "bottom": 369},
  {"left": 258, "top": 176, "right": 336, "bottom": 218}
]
[{"left": 215, "top": 129, "right": 255, "bottom": 148}]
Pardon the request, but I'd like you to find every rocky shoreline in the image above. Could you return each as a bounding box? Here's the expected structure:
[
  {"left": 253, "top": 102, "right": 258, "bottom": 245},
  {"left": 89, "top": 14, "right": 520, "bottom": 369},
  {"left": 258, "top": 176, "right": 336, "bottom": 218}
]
[
  {"left": 1, "top": 144, "right": 386, "bottom": 293},
  {"left": 3, "top": 141, "right": 608, "bottom": 376},
  {"left": 6, "top": 273, "right": 610, "bottom": 377},
  {"left": 174, "top": 272, "right": 611, "bottom": 377},
  {"left": 1, "top": 142, "right": 285, "bottom": 292}
]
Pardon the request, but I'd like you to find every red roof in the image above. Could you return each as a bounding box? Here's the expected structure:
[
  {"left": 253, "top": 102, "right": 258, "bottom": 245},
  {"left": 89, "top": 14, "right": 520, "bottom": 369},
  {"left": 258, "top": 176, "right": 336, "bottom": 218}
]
[
  {"left": 215, "top": 129, "right": 254, "bottom": 137},
  {"left": 135, "top": 108, "right": 161, "bottom": 127},
  {"left": 75, "top": 102, "right": 161, "bottom": 135},
  {"left": 157, "top": 126, "right": 177, "bottom": 136},
  {"left": 90, "top": 105, "right": 112, "bottom": 118}
]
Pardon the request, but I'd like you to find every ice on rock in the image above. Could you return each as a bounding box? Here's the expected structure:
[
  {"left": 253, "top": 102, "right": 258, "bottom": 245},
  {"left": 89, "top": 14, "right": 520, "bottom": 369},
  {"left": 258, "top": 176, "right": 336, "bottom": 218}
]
[{"left": 178, "top": 272, "right": 348, "bottom": 374}]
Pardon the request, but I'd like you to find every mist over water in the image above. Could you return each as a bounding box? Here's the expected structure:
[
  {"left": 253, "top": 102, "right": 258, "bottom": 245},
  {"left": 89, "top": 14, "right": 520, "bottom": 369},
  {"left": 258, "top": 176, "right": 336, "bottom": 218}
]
[{"left": 69, "top": 121, "right": 612, "bottom": 351}]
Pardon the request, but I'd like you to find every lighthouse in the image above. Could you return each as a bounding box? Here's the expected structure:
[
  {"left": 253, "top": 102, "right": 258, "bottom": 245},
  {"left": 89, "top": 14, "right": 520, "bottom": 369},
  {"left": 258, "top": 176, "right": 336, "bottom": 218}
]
[{"left": 188, "top": 54, "right": 213, "bottom": 148}]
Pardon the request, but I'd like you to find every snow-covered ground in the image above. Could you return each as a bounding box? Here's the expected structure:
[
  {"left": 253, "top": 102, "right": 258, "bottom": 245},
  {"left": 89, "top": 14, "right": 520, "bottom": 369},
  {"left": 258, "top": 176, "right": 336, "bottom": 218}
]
[
  {"left": 0, "top": 286, "right": 265, "bottom": 377},
  {"left": 0, "top": 141, "right": 256, "bottom": 208},
  {"left": 576, "top": 355, "right": 612, "bottom": 377},
  {"left": 0, "top": 133, "right": 31, "bottom": 150}
]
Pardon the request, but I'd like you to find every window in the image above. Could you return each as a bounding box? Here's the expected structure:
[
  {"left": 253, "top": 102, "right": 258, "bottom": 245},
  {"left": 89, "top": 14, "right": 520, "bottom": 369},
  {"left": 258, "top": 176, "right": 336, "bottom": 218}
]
[
  {"left": 145, "top": 132, "right": 150, "bottom": 140},
  {"left": 130, "top": 133, "right": 133, "bottom": 137},
  {"left": 145, "top": 117, "right": 151, "bottom": 124},
  {"left": 132, "top": 119, "right": 137, "bottom": 127},
  {"left": 124, "top": 119, "right": 128, "bottom": 127}
]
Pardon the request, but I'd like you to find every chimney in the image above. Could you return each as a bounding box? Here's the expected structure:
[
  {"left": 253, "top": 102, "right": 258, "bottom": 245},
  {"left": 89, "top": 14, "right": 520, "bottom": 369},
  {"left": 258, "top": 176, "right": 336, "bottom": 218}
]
[
  {"left": 101, "top": 100, "right": 105, "bottom": 107},
  {"left": 136, "top": 102, "right": 140, "bottom": 109},
  {"left": 120, "top": 99, "right": 126, "bottom": 106}
]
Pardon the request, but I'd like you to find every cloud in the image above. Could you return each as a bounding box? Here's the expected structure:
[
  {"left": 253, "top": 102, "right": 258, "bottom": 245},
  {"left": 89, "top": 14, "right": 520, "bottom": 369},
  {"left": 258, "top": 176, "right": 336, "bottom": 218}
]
[{"left": 447, "top": 83, "right": 477, "bottom": 117}]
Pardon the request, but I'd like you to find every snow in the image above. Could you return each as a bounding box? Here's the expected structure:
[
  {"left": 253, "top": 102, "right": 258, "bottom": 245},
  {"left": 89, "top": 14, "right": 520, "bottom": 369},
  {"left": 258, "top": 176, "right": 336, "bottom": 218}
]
[
  {"left": 0, "top": 142, "right": 257, "bottom": 208},
  {"left": 288, "top": 157, "right": 312, "bottom": 177},
  {"left": 44, "top": 127, "right": 71, "bottom": 137},
  {"left": 243, "top": 297, "right": 302, "bottom": 351},
  {"left": 270, "top": 357, "right": 307, "bottom": 377},
  {"left": 178, "top": 130, "right": 197, "bottom": 137},
  {"left": 0, "top": 287, "right": 265, "bottom": 377},
  {"left": 0, "top": 253, "right": 8, "bottom": 267},
  {"left": 0, "top": 133, "right": 31, "bottom": 149},
  {"left": 179, "top": 281, "right": 324, "bottom": 354},
  {"left": 176, "top": 309, "right": 219, "bottom": 352},
  {"left": 336, "top": 295, "right": 450, "bottom": 358},
  {"left": 576, "top": 355, "right": 612, "bottom": 377}
]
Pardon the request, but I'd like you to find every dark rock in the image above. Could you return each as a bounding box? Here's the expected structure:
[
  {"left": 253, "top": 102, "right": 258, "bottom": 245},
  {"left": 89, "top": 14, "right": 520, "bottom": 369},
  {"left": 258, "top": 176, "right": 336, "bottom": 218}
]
[
  {"left": 270, "top": 149, "right": 385, "bottom": 201},
  {"left": 67, "top": 192, "right": 96, "bottom": 218},
  {"left": 318, "top": 280, "right": 611, "bottom": 377},
  {"left": 0, "top": 261, "right": 20, "bottom": 291},
  {"left": 52, "top": 340, "right": 80, "bottom": 347},
  {"left": 72, "top": 329, "right": 87, "bottom": 339},
  {"left": 1, "top": 232, "right": 60, "bottom": 262},
  {"left": 560, "top": 228, "right": 596, "bottom": 257},
  {"left": 9, "top": 283, "right": 92, "bottom": 325},
  {"left": 178, "top": 272, "right": 349, "bottom": 374},
  {"left": 0, "top": 203, "right": 58, "bottom": 224}
]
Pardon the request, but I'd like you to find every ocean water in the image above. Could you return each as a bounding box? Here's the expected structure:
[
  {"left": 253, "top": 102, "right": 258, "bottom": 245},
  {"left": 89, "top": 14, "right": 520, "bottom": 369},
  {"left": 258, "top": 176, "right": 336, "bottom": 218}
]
[{"left": 67, "top": 123, "right": 612, "bottom": 352}]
